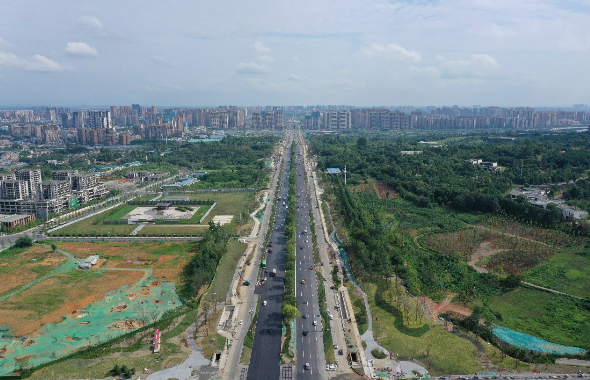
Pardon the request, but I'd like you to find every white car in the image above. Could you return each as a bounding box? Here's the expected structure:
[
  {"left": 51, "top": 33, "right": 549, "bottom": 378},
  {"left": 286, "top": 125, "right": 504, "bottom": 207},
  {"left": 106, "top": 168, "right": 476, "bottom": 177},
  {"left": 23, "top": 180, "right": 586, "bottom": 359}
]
[
  {"left": 313, "top": 320, "right": 317, "bottom": 326},
  {"left": 238, "top": 320, "right": 243, "bottom": 325},
  {"left": 329, "top": 314, "right": 333, "bottom": 320},
  {"left": 263, "top": 300, "right": 267, "bottom": 306}
]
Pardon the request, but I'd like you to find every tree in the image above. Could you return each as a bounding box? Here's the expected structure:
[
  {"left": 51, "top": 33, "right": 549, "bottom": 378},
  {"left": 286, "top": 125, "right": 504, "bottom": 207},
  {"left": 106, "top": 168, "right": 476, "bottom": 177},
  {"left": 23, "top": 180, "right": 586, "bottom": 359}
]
[
  {"left": 14, "top": 236, "right": 33, "bottom": 248},
  {"left": 282, "top": 303, "right": 301, "bottom": 323},
  {"left": 51, "top": 243, "right": 57, "bottom": 252}
]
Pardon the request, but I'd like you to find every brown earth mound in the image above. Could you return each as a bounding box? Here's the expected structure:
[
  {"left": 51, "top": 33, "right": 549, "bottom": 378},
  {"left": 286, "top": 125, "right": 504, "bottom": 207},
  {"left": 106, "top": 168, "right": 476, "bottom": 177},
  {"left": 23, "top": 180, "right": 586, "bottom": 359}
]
[
  {"left": 374, "top": 182, "right": 398, "bottom": 199},
  {"left": 419, "top": 295, "right": 472, "bottom": 320}
]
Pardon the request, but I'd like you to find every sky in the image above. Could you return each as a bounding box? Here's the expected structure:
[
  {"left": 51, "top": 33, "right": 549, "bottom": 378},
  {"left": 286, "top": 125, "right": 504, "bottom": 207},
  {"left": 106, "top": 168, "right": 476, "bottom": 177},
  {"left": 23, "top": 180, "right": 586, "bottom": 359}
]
[{"left": 0, "top": 0, "right": 590, "bottom": 107}]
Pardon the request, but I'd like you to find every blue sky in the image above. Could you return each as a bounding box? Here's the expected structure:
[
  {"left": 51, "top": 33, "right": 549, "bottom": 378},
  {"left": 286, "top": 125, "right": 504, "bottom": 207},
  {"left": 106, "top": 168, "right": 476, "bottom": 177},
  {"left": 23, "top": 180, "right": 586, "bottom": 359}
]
[{"left": 0, "top": 0, "right": 589, "bottom": 107}]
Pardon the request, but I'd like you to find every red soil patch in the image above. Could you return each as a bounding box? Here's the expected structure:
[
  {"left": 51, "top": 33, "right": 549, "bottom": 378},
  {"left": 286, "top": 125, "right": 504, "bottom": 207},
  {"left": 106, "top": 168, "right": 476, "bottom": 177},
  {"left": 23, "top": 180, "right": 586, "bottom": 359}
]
[
  {"left": 373, "top": 182, "right": 399, "bottom": 199},
  {"left": 0, "top": 269, "right": 143, "bottom": 336},
  {"left": 419, "top": 295, "right": 472, "bottom": 320}
]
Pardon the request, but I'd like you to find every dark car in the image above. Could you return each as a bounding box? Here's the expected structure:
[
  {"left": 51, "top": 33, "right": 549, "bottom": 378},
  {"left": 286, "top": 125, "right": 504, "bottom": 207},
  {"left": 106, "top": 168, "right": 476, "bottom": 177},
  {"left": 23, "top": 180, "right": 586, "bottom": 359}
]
[
  {"left": 302, "top": 330, "right": 308, "bottom": 336},
  {"left": 338, "top": 349, "right": 344, "bottom": 355},
  {"left": 302, "top": 314, "right": 308, "bottom": 319}
]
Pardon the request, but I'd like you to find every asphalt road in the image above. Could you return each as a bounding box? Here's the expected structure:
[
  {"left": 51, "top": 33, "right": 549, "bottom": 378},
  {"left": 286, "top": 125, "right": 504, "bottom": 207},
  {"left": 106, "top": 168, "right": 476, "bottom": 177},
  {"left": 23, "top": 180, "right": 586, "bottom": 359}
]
[
  {"left": 294, "top": 142, "right": 327, "bottom": 379},
  {"left": 247, "top": 138, "right": 293, "bottom": 380}
]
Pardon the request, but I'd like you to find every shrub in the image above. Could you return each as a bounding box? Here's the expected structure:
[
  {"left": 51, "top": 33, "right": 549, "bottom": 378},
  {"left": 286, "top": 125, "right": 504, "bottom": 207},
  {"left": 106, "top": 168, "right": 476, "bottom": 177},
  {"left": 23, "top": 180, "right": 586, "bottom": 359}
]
[
  {"left": 371, "top": 349, "right": 387, "bottom": 359},
  {"left": 14, "top": 236, "right": 33, "bottom": 248}
]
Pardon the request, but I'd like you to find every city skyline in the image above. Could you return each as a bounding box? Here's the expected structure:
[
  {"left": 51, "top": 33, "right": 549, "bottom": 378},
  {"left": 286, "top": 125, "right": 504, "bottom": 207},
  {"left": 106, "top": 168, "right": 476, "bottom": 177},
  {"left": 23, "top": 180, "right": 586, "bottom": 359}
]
[{"left": 1, "top": 0, "right": 590, "bottom": 107}]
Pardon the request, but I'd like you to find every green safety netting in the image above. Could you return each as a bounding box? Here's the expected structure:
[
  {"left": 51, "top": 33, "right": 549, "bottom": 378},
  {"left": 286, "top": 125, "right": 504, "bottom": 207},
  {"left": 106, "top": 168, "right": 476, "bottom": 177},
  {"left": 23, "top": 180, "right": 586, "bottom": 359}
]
[{"left": 0, "top": 278, "right": 181, "bottom": 376}]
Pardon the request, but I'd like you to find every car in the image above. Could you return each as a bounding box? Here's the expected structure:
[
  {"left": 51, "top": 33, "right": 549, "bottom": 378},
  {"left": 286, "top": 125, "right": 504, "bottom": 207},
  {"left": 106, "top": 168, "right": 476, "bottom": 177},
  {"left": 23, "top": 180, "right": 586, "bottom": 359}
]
[
  {"left": 300, "top": 246, "right": 303, "bottom": 249},
  {"left": 333, "top": 344, "right": 338, "bottom": 349},
  {"left": 302, "top": 314, "right": 308, "bottom": 319},
  {"left": 263, "top": 300, "right": 267, "bottom": 306},
  {"left": 238, "top": 320, "right": 243, "bottom": 325},
  {"left": 301, "top": 279, "right": 305, "bottom": 284},
  {"left": 313, "top": 320, "right": 317, "bottom": 326},
  {"left": 302, "top": 329, "right": 308, "bottom": 336},
  {"left": 309, "top": 265, "right": 314, "bottom": 270},
  {"left": 304, "top": 363, "right": 310, "bottom": 370},
  {"left": 329, "top": 314, "right": 333, "bottom": 320},
  {"left": 330, "top": 285, "right": 335, "bottom": 289},
  {"left": 338, "top": 349, "right": 344, "bottom": 355}
]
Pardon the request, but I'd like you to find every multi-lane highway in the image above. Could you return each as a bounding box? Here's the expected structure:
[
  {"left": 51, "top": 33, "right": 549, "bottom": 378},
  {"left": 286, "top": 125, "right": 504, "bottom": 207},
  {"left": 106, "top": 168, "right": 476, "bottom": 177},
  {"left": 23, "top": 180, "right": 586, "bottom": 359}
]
[
  {"left": 247, "top": 137, "right": 293, "bottom": 380},
  {"left": 294, "top": 141, "right": 326, "bottom": 379}
]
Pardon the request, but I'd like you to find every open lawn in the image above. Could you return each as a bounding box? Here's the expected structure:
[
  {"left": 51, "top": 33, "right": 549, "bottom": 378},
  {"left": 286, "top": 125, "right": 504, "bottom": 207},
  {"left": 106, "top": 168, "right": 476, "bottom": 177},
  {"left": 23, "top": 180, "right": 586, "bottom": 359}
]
[
  {"left": 55, "top": 241, "right": 198, "bottom": 282},
  {"left": 203, "top": 239, "right": 247, "bottom": 305},
  {"left": 523, "top": 249, "right": 590, "bottom": 299},
  {"left": 490, "top": 287, "right": 590, "bottom": 351},
  {"left": 30, "top": 334, "right": 190, "bottom": 380},
  {"left": 0, "top": 245, "right": 65, "bottom": 297},
  {"left": 362, "top": 280, "right": 483, "bottom": 375},
  {"left": 52, "top": 205, "right": 136, "bottom": 237}
]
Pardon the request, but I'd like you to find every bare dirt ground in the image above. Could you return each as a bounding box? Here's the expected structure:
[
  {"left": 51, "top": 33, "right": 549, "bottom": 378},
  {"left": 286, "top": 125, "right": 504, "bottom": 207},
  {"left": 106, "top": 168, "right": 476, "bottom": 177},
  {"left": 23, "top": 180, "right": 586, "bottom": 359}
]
[
  {"left": 0, "top": 246, "right": 65, "bottom": 295},
  {"left": 468, "top": 241, "right": 505, "bottom": 273},
  {"left": 374, "top": 182, "right": 399, "bottom": 199},
  {"left": 419, "top": 294, "right": 472, "bottom": 320},
  {"left": 0, "top": 270, "right": 144, "bottom": 336},
  {"left": 56, "top": 241, "right": 193, "bottom": 282}
]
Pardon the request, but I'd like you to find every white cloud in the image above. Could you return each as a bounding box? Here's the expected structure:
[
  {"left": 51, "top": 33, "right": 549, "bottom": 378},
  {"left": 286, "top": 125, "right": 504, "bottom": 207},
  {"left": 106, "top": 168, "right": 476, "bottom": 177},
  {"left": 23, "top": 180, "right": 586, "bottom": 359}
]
[
  {"left": 0, "top": 50, "right": 67, "bottom": 72},
  {"left": 236, "top": 62, "right": 269, "bottom": 75},
  {"left": 65, "top": 42, "right": 99, "bottom": 57},
  {"left": 258, "top": 55, "right": 274, "bottom": 63},
  {"left": 439, "top": 54, "right": 500, "bottom": 79},
  {"left": 152, "top": 55, "right": 178, "bottom": 67},
  {"left": 253, "top": 41, "right": 270, "bottom": 54},
  {"left": 26, "top": 55, "right": 68, "bottom": 72},
  {"left": 0, "top": 37, "right": 9, "bottom": 48},
  {"left": 360, "top": 43, "right": 422, "bottom": 63},
  {"left": 78, "top": 16, "right": 103, "bottom": 30},
  {"left": 287, "top": 74, "right": 306, "bottom": 82},
  {"left": 0, "top": 50, "right": 27, "bottom": 67}
]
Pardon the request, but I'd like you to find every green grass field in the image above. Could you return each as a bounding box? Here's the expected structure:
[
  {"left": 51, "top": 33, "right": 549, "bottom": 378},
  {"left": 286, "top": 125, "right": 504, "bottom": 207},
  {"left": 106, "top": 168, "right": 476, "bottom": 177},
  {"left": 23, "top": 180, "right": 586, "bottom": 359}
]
[
  {"left": 362, "top": 280, "right": 483, "bottom": 375},
  {"left": 54, "top": 191, "right": 257, "bottom": 237},
  {"left": 51, "top": 204, "right": 136, "bottom": 236},
  {"left": 522, "top": 249, "right": 590, "bottom": 299},
  {"left": 172, "top": 192, "right": 256, "bottom": 222},
  {"left": 490, "top": 287, "right": 590, "bottom": 351},
  {"left": 203, "top": 239, "right": 247, "bottom": 305}
]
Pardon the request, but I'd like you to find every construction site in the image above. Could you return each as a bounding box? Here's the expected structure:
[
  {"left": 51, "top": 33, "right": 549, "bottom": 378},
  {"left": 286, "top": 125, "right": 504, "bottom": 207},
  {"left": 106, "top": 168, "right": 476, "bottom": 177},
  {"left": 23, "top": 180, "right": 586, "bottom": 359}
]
[{"left": 0, "top": 277, "right": 181, "bottom": 376}]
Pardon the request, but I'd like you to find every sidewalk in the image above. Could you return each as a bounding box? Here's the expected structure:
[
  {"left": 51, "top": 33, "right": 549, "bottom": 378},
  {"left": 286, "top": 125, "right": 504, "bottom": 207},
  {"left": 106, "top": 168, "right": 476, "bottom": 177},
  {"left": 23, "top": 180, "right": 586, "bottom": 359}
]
[{"left": 301, "top": 135, "right": 370, "bottom": 378}]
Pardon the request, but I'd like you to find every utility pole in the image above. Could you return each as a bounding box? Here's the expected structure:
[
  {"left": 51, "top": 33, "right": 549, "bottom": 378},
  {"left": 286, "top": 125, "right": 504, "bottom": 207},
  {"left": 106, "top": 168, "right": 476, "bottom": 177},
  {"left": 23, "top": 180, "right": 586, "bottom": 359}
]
[{"left": 344, "top": 165, "right": 347, "bottom": 186}]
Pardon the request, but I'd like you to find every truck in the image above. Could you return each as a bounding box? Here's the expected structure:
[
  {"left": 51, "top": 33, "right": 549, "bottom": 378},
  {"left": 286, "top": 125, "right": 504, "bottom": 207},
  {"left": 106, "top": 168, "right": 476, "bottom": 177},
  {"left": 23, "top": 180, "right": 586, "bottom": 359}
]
[
  {"left": 243, "top": 279, "right": 250, "bottom": 286},
  {"left": 271, "top": 268, "right": 277, "bottom": 277}
]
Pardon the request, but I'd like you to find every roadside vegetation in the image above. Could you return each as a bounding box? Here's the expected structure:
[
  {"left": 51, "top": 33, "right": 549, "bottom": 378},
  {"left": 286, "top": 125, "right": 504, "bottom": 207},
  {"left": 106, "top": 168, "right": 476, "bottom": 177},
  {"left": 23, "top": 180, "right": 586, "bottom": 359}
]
[
  {"left": 310, "top": 131, "right": 590, "bottom": 371},
  {"left": 281, "top": 144, "right": 299, "bottom": 360}
]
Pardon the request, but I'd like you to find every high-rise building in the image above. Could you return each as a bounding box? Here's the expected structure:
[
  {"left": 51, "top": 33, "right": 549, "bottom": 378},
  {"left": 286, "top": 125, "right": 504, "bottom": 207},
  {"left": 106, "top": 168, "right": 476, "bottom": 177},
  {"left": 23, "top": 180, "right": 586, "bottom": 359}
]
[
  {"left": 72, "top": 111, "right": 85, "bottom": 129},
  {"left": 87, "top": 111, "right": 112, "bottom": 129},
  {"left": 323, "top": 111, "right": 351, "bottom": 129}
]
